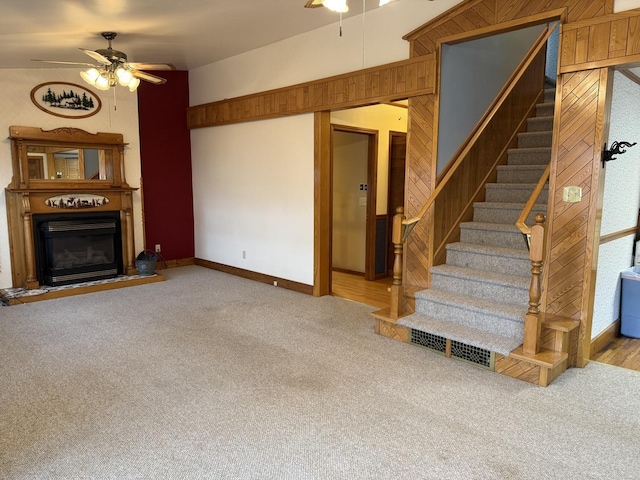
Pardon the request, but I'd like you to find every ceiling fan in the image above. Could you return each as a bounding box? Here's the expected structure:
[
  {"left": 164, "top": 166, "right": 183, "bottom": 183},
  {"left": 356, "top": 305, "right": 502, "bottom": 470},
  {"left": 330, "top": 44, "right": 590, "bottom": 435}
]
[{"left": 32, "top": 32, "right": 175, "bottom": 92}]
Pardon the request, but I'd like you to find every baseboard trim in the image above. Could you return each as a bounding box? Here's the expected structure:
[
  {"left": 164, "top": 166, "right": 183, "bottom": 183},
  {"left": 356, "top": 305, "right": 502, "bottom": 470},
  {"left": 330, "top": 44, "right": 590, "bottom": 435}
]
[
  {"left": 154, "top": 257, "right": 196, "bottom": 270},
  {"left": 195, "top": 258, "right": 313, "bottom": 295},
  {"left": 590, "top": 319, "right": 621, "bottom": 357}
]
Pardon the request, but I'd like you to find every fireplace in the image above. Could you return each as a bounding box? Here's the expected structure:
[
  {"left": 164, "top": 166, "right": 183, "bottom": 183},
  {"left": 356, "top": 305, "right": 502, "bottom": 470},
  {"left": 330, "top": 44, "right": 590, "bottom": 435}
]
[{"left": 33, "top": 212, "right": 123, "bottom": 286}]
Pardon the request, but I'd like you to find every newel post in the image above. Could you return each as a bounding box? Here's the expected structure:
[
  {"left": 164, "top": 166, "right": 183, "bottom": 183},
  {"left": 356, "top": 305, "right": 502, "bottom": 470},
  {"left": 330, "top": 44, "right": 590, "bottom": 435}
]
[
  {"left": 389, "top": 207, "right": 406, "bottom": 320},
  {"left": 523, "top": 213, "right": 546, "bottom": 355}
]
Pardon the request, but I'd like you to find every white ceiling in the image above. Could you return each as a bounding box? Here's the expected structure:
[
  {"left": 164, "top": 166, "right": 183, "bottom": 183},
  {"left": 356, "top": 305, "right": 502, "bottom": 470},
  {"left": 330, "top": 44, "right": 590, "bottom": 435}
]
[{"left": 0, "top": 0, "right": 386, "bottom": 71}]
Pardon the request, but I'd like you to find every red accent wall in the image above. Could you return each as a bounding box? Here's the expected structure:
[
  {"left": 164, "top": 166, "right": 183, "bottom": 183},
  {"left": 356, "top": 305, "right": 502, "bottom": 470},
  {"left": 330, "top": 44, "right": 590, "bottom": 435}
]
[{"left": 137, "top": 70, "right": 194, "bottom": 260}]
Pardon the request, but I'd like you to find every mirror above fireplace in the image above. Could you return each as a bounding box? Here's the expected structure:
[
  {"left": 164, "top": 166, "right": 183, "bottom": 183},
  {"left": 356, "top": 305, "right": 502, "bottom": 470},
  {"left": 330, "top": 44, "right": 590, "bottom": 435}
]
[{"left": 8, "top": 126, "right": 127, "bottom": 190}]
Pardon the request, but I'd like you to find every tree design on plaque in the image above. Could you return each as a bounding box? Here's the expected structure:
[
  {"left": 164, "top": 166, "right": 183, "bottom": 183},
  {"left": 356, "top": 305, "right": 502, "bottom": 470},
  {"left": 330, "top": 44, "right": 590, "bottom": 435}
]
[{"left": 45, "top": 194, "right": 109, "bottom": 209}]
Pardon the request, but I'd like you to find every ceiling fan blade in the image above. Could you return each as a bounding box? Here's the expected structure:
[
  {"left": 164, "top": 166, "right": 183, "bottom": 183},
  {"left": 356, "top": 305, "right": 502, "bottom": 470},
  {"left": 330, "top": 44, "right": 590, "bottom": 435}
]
[
  {"left": 79, "top": 48, "right": 112, "bottom": 65},
  {"left": 305, "top": 0, "right": 324, "bottom": 7},
  {"left": 31, "top": 59, "right": 97, "bottom": 67},
  {"left": 132, "top": 70, "right": 167, "bottom": 85},
  {"left": 127, "top": 62, "right": 176, "bottom": 71}
]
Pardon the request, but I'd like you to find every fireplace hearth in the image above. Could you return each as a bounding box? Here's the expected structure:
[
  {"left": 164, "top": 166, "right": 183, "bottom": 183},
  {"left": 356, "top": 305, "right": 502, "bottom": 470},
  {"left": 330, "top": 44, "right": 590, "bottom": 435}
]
[{"left": 34, "top": 212, "right": 123, "bottom": 286}]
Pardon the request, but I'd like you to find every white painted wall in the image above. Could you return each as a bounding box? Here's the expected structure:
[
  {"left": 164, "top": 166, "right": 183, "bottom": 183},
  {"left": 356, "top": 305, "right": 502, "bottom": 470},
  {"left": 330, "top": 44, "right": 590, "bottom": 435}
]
[
  {"left": 592, "top": 70, "right": 640, "bottom": 339},
  {"left": 0, "top": 68, "right": 143, "bottom": 289},
  {"left": 190, "top": 115, "right": 314, "bottom": 284}
]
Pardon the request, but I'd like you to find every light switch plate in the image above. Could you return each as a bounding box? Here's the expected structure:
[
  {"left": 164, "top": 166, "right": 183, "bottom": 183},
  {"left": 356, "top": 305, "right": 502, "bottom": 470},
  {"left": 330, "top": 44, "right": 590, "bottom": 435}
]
[{"left": 563, "top": 186, "right": 582, "bottom": 203}]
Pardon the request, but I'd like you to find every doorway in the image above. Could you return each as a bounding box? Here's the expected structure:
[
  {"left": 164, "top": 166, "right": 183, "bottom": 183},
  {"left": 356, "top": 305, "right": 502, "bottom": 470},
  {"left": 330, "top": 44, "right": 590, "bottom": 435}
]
[
  {"left": 387, "top": 131, "right": 406, "bottom": 275},
  {"left": 331, "top": 126, "right": 377, "bottom": 281}
]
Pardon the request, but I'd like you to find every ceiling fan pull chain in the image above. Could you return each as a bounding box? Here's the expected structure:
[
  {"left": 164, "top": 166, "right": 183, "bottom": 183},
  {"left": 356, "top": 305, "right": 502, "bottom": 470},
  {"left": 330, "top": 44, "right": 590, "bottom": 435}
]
[
  {"left": 340, "top": 12, "right": 343, "bottom": 36},
  {"left": 113, "top": 86, "right": 117, "bottom": 111}
]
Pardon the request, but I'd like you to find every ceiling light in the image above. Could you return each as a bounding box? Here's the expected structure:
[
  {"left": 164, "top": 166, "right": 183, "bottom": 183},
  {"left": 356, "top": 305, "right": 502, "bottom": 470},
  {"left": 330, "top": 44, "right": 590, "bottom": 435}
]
[
  {"left": 116, "top": 66, "right": 134, "bottom": 86},
  {"left": 80, "top": 67, "right": 101, "bottom": 85},
  {"left": 128, "top": 77, "right": 141, "bottom": 92},
  {"left": 94, "top": 73, "right": 111, "bottom": 91},
  {"left": 322, "top": 0, "right": 349, "bottom": 12}
]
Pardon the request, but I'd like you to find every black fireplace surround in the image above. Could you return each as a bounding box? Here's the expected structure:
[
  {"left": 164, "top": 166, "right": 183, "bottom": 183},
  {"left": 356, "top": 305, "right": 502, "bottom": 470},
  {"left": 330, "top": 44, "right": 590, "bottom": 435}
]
[{"left": 33, "top": 211, "right": 123, "bottom": 287}]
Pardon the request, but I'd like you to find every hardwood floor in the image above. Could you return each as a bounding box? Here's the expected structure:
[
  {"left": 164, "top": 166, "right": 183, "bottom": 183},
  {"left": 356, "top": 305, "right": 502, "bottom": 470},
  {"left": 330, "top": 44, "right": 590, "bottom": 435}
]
[
  {"left": 591, "top": 336, "right": 640, "bottom": 373},
  {"left": 331, "top": 271, "right": 392, "bottom": 309},
  {"left": 332, "top": 270, "right": 640, "bottom": 372}
]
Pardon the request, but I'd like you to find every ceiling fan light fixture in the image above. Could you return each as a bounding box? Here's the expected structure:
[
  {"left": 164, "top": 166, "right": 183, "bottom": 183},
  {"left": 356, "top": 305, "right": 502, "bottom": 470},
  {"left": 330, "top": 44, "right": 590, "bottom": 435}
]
[
  {"left": 116, "top": 66, "right": 134, "bottom": 86},
  {"left": 322, "top": 0, "right": 348, "bottom": 13},
  {"left": 80, "top": 67, "right": 101, "bottom": 86},
  {"left": 94, "top": 73, "right": 111, "bottom": 91},
  {"left": 128, "top": 77, "right": 141, "bottom": 92}
]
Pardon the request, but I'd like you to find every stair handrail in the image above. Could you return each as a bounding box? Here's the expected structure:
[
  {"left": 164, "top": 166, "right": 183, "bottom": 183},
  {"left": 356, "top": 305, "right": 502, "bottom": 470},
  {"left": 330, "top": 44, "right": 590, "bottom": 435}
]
[
  {"left": 401, "top": 24, "right": 558, "bottom": 241},
  {"left": 516, "top": 162, "right": 551, "bottom": 248}
]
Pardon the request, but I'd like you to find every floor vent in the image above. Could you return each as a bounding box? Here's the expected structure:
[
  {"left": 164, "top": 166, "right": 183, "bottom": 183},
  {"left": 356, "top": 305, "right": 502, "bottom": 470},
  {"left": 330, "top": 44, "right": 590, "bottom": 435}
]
[
  {"left": 410, "top": 329, "right": 447, "bottom": 354},
  {"left": 451, "top": 340, "right": 493, "bottom": 369}
]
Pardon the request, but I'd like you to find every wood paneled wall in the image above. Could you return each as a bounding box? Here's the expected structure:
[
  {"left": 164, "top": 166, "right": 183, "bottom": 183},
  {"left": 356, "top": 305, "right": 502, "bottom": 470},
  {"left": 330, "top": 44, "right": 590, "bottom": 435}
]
[
  {"left": 404, "top": 0, "right": 610, "bottom": 57},
  {"left": 543, "top": 68, "right": 612, "bottom": 365},
  {"left": 404, "top": 95, "right": 436, "bottom": 289},
  {"left": 188, "top": 56, "right": 435, "bottom": 129},
  {"left": 561, "top": 9, "right": 640, "bottom": 73}
]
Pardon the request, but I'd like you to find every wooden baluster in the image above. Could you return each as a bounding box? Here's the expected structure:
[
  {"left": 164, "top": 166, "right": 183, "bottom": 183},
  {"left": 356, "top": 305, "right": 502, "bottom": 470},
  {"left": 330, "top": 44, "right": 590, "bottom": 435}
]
[
  {"left": 389, "top": 207, "right": 405, "bottom": 320},
  {"left": 523, "top": 213, "right": 546, "bottom": 354}
]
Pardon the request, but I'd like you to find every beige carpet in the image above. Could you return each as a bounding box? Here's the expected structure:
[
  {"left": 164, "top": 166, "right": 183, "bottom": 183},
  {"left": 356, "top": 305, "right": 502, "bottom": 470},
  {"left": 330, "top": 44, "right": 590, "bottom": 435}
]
[{"left": 1, "top": 265, "right": 639, "bottom": 479}]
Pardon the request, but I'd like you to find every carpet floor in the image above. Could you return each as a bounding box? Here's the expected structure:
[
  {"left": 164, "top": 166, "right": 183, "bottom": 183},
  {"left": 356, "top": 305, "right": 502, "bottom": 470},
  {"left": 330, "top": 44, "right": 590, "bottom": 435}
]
[{"left": 1, "top": 265, "right": 639, "bottom": 479}]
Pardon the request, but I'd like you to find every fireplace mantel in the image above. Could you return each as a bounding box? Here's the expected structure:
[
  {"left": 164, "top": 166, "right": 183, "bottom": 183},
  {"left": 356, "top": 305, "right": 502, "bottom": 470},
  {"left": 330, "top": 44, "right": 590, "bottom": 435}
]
[{"left": 5, "top": 126, "right": 138, "bottom": 289}]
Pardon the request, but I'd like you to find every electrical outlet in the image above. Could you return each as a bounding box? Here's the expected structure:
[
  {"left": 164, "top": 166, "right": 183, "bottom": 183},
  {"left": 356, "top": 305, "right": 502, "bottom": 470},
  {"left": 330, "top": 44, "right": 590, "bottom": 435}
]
[
  {"left": 273, "top": 281, "right": 278, "bottom": 287},
  {"left": 155, "top": 244, "right": 161, "bottom": 253}
]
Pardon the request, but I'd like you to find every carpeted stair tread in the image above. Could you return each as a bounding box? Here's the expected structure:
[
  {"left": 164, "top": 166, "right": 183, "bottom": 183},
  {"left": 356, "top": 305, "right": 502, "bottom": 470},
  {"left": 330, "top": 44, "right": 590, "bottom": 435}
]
[
  {"left": 412, "top": 288, "right": 526, "bottom": 339},
  {"left": 398, "top": 313, "right": 523, "bottom": 356},
  {"left": 414, "top": 288, "right": 526, "bottom": 321},
  {"left": 430, "top": 264, "right": 529, "bottom": 287},
  {"left": 445, "top": 242, "right": 531, "bottom": 277},
  {"left": 446, "top": 241, "right": 529, "bottom": 258},
  {"left": 472, "top": 201, "right": 547, "bottom": 224},
  {"left": 460, "top": 221, "right": 523, "bottom": 233},
  {"left": 527, "top": 116, "right": 554, "bottom": 132},
  {"left": 430, "top": 264, "right": 530, "bottom": 307},
  {"left": 517, "top": 131, "right": 553, "bottom": 148}
]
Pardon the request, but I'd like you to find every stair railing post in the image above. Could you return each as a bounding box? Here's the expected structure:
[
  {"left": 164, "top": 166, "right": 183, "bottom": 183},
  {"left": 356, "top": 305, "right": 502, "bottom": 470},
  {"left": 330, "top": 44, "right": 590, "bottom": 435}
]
[
  {"left": 389, "top": 206, "right": 406, "bottom": 320},
  {"left": 523, "top": 213, "right": 546, "bottom": 354}
]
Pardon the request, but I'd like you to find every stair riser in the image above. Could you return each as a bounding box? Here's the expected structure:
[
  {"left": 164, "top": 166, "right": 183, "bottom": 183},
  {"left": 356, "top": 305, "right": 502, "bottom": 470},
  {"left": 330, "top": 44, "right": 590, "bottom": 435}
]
[
  {"left": 507, "top": 148, "right": 551, "bottom": 165},
  {"left": 414, "top": 301, "right": 525, "bottom": 338},
  {"left": 460, "top": 226, "right": 526, "bottom": 250},
  {"left": 497, "top": 167, "right": 548, "bottom": 184},
  {"left": 527, "top": 117, "right": 554, "bottom": 132},
  {"left": 536, "top": 103, "right": 554, "bottom": 116},
  {"left": 431, "top": 273, "right": 529, "bottom": 307},
  {"left": 485, "top": 185, "right": 549, "bottom": 203},
  {"left": 473, "top": 205, "right": 547, "bottom": 224}
]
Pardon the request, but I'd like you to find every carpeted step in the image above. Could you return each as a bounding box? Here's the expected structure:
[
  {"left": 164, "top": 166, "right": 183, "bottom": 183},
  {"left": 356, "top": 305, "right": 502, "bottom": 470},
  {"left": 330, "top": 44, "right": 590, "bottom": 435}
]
[
  {"left": 397, "top": 312, "right": 524, "bottom": 356},
  {"left": 445, "top": 242, "right": 530, "bottom": 276},
  {"left": 497, "top": 164, "right": 548, "bottom": 183},
  {"left": 527, "top": 116, "right": 554, "bottom": 132},
  {"left": 485, "top": 183, "right": 549, "bottom": 203},
  {"left": 544, "top": 87, "right": 556, "bottom": 103},
  {"left": 507, "top": 147, "right": 552, "bottom": 165},
  {"left": 430, "top": 264, "right": 529, "bottom": 307},
  {"left": 460, "top": 221, "right": 526, "bottom": 249},
  {"left": 517, "top": 131, "right": 553, "bottom": 148},
  {"left": 472, "top": 201, "right": 547, "bottom": 224},
  {"left": 412, "top": 288, "right": 526, "bottom": 339},
  {"left": 536, "top": 102, "right": 554, "bottom": 117}
]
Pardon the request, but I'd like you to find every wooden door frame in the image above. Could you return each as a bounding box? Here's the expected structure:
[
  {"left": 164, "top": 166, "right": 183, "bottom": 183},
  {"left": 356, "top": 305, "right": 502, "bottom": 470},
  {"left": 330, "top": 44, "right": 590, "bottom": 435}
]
[{"left": 329, "top": 123, "right": 379, "bottom": 282}]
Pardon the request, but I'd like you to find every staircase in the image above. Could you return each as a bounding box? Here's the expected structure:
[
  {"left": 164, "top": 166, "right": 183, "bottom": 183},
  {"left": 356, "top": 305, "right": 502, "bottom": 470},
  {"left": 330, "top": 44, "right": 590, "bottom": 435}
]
[{"left": 374, "top": 87, "right": 579, "bottom": 385}]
